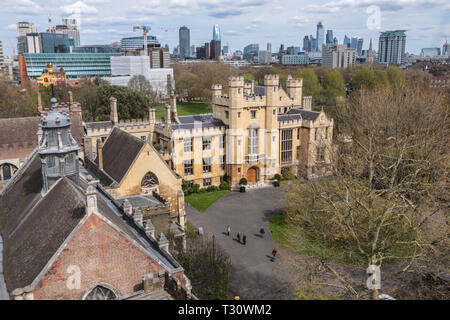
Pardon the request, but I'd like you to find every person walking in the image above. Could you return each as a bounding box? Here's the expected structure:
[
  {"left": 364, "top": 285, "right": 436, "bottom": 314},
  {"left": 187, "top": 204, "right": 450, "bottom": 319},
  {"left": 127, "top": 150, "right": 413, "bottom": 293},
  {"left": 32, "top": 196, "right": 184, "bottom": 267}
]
[
  {"left": 242, "top": 234, "right": 247, "bottom": 245},
  {"left": 237, "top": 232, "right": 241, "bottom": 243},
  {"left": 272, "top": 248, "right": 277, "bottom": 261},
  {"left": 226, "top": 225, "right": 231, "bottom": 236},
  {"left": 260, "top": 227, "right": 265, "bottom": 238}
]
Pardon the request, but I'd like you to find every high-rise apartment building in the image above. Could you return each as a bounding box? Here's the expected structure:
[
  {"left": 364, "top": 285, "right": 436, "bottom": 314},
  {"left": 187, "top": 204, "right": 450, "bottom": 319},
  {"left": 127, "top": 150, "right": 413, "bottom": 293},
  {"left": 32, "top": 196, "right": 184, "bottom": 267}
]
[
  {"left": 258, "top": 50, "right": 271, "bottom": 64},
  {"left": 303, "top": 36, "right": 311, "bottom": 52},
  {"left": 120, "top": 36, "right": 159, "bottom": 51},
  {"left": 322, "top": 44, "right": 356, "bottom": 68},
  {"left": 17, "top": 22, "right": 34, "bottom": 37},
  {"left": 316, "top": 22, "right": 324, "bottom": 52},
  {"left": 243, "top": 44, "right": 259, "bottom": 60},
  {"left": 343, "top": 35, "right": 350, "bottom": 48},
  {"left": 149, "top": 47, "right": 170, "bottom": 68},
  {"left": 267, "top": 43, "right": 272, "bottom": 53},
  {"left": 210, "top": 40, "right": 220, "bottom": 60},
  {"left": 179, "top": 26, "right": 190, "bottom": 59},
  {"left": 378, "top": 30, "right": 406, "bottom": 65}
]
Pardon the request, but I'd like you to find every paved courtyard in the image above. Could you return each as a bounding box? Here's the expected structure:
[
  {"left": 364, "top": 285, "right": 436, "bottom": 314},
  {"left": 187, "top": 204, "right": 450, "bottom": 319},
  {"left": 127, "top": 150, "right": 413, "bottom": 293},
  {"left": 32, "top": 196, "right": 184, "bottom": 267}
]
[{"left": 186, "top": 186, "right": 294, "bottom": 299}]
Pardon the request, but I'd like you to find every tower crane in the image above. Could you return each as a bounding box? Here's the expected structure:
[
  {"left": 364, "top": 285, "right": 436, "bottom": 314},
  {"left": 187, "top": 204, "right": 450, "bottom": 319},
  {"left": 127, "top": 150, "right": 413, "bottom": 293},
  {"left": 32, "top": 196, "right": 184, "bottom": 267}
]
[{"left": 133, "top": 25, "right": 151, "bottom": 56}]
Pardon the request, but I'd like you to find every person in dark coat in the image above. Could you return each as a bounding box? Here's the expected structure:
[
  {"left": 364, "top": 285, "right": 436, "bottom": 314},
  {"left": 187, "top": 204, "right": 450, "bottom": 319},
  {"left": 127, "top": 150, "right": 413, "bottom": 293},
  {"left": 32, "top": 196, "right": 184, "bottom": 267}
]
[
  {"left": 242, "top": 235, "right": 247, "bottom": 245},
  {"left": 272, "top": 248, "right": 277, "bottom": 260},
  {"left": 237, "top": 232, "right": 240, "bottom": 243},
  {"left": 260, "top": 227, "right": 265, "bottom": 238}
]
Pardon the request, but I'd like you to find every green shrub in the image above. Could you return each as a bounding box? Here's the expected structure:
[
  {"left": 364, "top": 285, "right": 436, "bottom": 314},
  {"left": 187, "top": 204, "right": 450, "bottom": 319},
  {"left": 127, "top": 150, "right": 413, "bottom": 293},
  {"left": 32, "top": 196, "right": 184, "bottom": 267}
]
[
  {"left": 192, "top": 184, "right": 200, "bottom": 193},
  {"left": 219, "top": 181, "right": 229, "bottom": 190},
  {"left": 199, "top": 188, "right": 207, "bottom": 193},
  {"left": 153, "top": 143, "right": 162, "bottom": 151},
  {"left": 206, "top": 186, "right": 218, "bottom": 192},
  {"left": 273, "top": 180, "right": 280, "bottom": 187},
  {"left": 282, "top": 171, "right": 295, "bottom": 180},
  {"left": 274, "top": 174, "right": 282, "bottom": 181},
  {"left": 239, "top": 178, "right": 248, "bottom": 186}
]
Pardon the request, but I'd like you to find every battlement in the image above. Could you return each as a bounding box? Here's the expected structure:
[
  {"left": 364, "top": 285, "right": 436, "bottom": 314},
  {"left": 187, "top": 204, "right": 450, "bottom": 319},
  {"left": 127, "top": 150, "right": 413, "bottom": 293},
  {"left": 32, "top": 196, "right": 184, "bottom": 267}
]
[
  {"left": 286, "top": 75, "right": 303, "bottom": 88},
  {"left": 264, "top": 74, "right": 279, "bottom": 86},
  {"left": 228, "top": 76, "right": 244, "bottom": 87},
  {"left": 211, "top": 84, "right": 223, "bottom": 90}
]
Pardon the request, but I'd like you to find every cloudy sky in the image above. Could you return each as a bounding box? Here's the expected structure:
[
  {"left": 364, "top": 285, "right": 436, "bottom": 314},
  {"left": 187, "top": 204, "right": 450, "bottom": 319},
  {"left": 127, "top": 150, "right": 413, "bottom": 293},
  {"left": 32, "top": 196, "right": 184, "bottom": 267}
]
[{"left": 0, "top": 0, "right": 449, "bottom": 56}]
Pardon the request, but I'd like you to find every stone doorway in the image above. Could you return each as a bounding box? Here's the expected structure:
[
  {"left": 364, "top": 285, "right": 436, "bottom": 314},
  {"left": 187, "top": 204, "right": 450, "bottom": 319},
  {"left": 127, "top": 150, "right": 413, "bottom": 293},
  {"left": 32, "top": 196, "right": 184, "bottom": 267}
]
[{"left": 247, "top": 166, "right": 259, "bottom": 184}]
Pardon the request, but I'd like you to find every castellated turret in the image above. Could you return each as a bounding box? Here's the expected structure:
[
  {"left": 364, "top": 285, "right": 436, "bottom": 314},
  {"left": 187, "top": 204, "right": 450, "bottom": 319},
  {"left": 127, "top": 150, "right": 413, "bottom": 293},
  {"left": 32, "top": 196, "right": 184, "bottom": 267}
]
[
  {"left": 286, "top": 75, "right": 303, "bottom": 101},
  {"left": 211, "top": 84, "right": 222, "bottom": 96},
  {"left": 264, "top": 74, "right": 279, "bottom": 87}
]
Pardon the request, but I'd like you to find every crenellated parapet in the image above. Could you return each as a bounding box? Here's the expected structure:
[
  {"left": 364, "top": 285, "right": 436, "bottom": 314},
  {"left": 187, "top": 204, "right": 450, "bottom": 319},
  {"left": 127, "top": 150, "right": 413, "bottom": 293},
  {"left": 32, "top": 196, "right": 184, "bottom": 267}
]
[
  {"left": 264, "top": 74, "right": 279, "bottom": 86},
  {"left": 228, "top": 76, "right": 244, "bottom": 88}
]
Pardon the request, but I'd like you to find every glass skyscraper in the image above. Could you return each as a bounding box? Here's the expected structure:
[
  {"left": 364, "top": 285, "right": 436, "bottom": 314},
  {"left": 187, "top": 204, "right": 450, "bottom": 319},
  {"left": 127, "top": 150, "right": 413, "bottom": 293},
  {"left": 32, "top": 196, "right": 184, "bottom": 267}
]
[
  {"left": 179, "top": 26, "right": 190, "bottom": 59},
  {"left": 378, "top": 30, "right": 406, "bottom": 65},
  {"left": 316, "top": 22, "right": 324, "bottom": 52},
  {"left": 212, "top": 24, "right": 221, "bottom": 56}
]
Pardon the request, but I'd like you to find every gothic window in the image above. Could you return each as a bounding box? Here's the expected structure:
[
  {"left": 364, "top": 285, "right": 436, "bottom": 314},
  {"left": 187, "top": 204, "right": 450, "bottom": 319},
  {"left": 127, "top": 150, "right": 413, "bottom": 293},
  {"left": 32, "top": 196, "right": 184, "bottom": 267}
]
[
  {"left": 250, "top": 111, "right": 256, "bottom": 119},
  {"left": 316, "top": 147, "right": 326, "bottom": 162},
  {"left": 184, "top": 138, "right": 192, "bottom": 152},
  {"left": 184, "top": 159, "right": 193, "bottom": 176},
  {"left": 248, "top": 129, "right": 258, "bottom": 155},
  {"left": 0, "top": 163, "right": 17, "bottom": 180},
  {"left": 141, "top": 171, "right": 159, "bottom": 189},
  {"left": 202, "top": 137, "right": 211, "bottom": 150},
  {"left": 203, "top": 157, "right": 211, "bottom": 173},
  {"left": 281, "top": 129, "right": 293, "bottom": 163},
  {"left": 84, "top": 285, "right": 117, "bottom": 300}
]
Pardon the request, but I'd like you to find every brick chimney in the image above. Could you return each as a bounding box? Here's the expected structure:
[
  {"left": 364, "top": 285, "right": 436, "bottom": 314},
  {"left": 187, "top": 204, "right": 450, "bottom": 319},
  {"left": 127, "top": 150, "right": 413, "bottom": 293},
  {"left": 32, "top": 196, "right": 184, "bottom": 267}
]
[{"left": 96, "top": 138, "right": 103, "bottom": 169}]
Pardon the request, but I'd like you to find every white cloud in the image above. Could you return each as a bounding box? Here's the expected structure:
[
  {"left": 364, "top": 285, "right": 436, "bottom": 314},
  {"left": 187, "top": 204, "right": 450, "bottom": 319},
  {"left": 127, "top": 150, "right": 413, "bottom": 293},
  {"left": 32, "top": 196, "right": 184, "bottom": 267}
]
[
  {"left": 6, "top": 0, "right": 43, "bottom": 14},
  {"left": 60, "top": 1, "right": 98, "bottom": 14}
]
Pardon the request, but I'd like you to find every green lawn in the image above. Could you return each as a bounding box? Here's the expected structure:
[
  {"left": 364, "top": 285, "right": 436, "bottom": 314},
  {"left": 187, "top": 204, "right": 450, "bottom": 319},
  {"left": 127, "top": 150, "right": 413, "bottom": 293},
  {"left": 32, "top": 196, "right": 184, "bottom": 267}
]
[
  {"left": 185, "top": 190, "right": 230, "bottom": 211},
  {"left": 154, "top": 101, "right": 212, "bottom": 119},
  {"left": 269, "top": 213, "right": 365, "bottom": 265}
]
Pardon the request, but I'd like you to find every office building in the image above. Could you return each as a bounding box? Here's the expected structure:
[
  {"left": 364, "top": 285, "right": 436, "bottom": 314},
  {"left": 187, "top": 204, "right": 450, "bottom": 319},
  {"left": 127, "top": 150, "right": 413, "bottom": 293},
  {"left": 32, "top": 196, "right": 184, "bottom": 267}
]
[
  {"left": 420, "top": 47, "right": 441, "bottom": 56},
  {"left": 281, "top": 54, "right": 309, "bottom": 65},
  {"left": 72, "top": 45, "right": 121, "bottom": 54},
  {"left": 258, "top": 50, "right": 271, "bottom": 64},
  {"left": 190, "top": 45, "right": 196, "bottom": 58},
  {"left": 322, "top": 44, "right": 356, "bottom": 68},
  {"left": 350, "top": 37, "right": 363, "bottom": 56},
  {"left": 212, "top": 24, "right": 221, "bottom": 55},
  {"left": 303, "top": 36, "right": 311, "bottom": 52},
  {"left": 210, "top": 40, "right": 220, "bottom": 60},
  {"left": 343, "top": 35, "right": 350, "bottom": 48},
  {"left": 39, "top": 33, "right": 70, "bottom": 53},
  {"left": 326, "top": 30, "right": 334, "bottom": 44},
  {"left": 19, "top": 53, "right": 120, "bottom": 85},
  {"left": 120, "top": 36, "right": 159, "bottom": 51},
  {"left": 443, "top": 41, "right": 449, "bottom": 56},
  {"left": 223, "top": 44, "right": 230, "bottom": 55},
  {"left": 316, "top": 22, "right": 324, "bottom": 52},
  {"left": 378, "top": 30, "right": 406, "bottom": 65},
  {"left": 17, "top": 33, "right": 41, "bottom": 55},
  {"left": 243, "top": 44, "right": 259, "bottom": 60},
  {"left": 179, "top": 26, "right": 190, "bottom": 60},
  {"left": 267, "top": 43, "right": 272, "bottom": 53},
  {"left": 17, "top": 22, "right": 34, "bottom": 37},
  {"left": 47, "top": 18, "right": 80, "bottom": 47}
]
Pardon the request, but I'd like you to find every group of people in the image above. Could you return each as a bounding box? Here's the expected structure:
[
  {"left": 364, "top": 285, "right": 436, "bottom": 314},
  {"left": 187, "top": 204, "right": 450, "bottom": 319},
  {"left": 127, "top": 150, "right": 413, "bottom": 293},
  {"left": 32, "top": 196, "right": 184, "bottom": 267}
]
[{"left": 225, "top": 225, "right": 277, "bottom": 261}]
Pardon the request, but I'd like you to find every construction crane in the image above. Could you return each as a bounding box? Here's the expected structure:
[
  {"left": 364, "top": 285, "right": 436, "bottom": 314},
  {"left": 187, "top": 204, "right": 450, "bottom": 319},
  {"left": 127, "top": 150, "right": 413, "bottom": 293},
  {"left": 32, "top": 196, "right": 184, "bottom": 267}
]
[{"left": 133, "top": 25, "right": 151, "bottom": 56}]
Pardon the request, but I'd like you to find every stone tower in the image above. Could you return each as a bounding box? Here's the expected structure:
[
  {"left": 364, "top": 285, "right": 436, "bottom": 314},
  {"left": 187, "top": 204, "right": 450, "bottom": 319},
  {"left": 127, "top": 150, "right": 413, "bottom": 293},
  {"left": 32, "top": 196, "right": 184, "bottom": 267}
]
[{"left": 38, "top": 97, "right": 80, "bottom": 192}]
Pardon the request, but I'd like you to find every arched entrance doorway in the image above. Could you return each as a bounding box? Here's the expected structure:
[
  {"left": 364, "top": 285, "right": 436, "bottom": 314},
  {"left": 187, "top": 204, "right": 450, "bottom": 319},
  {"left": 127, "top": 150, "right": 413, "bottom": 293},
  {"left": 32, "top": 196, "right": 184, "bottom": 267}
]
[{"left": 247, "top": 166, "right": 259, "bottom": 184}]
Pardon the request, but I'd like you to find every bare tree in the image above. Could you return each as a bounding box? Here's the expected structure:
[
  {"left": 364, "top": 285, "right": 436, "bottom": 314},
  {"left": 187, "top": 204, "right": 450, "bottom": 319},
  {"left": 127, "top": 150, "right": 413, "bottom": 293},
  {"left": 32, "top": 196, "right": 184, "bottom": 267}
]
[{"left": 285, "top": 84, "right": 449, "bottom": 299}]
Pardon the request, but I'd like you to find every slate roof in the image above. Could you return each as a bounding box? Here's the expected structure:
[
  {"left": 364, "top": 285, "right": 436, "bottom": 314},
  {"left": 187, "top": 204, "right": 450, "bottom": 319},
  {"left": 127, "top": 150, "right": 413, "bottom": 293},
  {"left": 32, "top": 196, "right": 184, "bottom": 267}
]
[
  {"left": 254, "top": 85, "right": 265, "bottom": 96},
  {"left": 0, "top": 115, "right": 84, "bottom": 160},
  {"left": 278, "top": 108, "right": 321, "bottom": 122},
  {"left": 0, "top": 150, "right": 181, "bottom": 294},
  {"left": 171, "top": 114, "right": 226, "bottom": 130},
  {"left": 85, "top": 121, "right": 113, "bottom": 131},
  {"left": 96, "top": 127, "right": 145, "bottom": 184}
]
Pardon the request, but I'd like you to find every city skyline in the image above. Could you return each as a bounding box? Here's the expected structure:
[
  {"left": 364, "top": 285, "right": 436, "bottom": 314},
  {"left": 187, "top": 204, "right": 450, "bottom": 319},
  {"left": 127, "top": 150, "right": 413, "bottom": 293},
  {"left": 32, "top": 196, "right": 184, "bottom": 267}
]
[{"left": 0, "top": 0, "right": 449, "bottom": 56}]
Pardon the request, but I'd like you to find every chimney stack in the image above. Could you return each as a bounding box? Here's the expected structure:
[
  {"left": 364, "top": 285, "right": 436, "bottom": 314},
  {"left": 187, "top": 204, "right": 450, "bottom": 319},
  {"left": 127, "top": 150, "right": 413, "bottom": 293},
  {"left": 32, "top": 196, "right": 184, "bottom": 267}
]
[
  {"left": 165, "top": 104, "right": 171, "bottom": 126},
  {"left": 96, "top": 138, "right": 103, "bottom": 169},
  {"left": 110, "top": 97, "right": 118, "bottom": 123},
  {"left": 68, "top": 91, "right": 73, "bottom": 112},
  {"left": 85, "top": 185, "right": 98, "bottom": 215}
]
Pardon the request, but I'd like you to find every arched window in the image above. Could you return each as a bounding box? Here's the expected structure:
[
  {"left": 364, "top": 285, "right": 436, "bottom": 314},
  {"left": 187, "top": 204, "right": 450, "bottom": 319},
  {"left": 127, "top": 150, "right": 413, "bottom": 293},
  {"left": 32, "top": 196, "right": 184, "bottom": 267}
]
[
  {"left": 0, "top": 163, "right": 18, "bottom": 181},
  {"left": 83, "top": 285, "right": 118, "bottom": 300},
  {"left": 141, "top": 171, "right": 159, "bottom": 189}
]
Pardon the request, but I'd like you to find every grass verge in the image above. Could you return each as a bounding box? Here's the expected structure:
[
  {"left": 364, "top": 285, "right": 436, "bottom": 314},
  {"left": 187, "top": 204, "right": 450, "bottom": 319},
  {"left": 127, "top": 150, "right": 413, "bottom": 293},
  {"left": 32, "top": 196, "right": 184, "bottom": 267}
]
[
  {"left": 185, "top": 190, "right": 230, "bottom": 211},
  {"left": 269, "top": 213, "right": 365, "bottom": 265}
]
